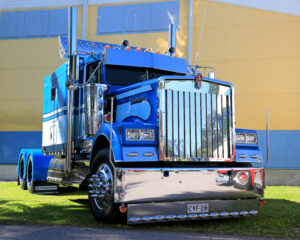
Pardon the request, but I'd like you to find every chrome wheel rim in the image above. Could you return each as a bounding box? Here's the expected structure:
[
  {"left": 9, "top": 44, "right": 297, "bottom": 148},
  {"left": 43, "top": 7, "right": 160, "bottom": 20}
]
[{"left": 89, "top": 163, "right": 113, "bottom": 210}]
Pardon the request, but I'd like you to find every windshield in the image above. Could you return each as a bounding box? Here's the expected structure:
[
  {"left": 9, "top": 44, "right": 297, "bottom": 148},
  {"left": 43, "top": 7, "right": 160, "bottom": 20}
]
[{"left": 105, "top": 65, "right": 184, "bottom": 86}]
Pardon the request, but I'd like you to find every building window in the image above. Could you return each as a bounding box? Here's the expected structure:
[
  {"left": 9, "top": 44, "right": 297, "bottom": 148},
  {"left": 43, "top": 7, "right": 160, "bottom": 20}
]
[
  {"left": 0, "top": 8, "right": 68, "bottom": 39},
  {"left": 97, "top": 1, "right": 179, "bottom": 35}
]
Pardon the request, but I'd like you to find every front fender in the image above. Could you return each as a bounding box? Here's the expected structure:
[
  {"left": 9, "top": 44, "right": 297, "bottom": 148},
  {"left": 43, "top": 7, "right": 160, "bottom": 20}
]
[{"left": 91, "top": 123, "right": 123, "bottom": 162}]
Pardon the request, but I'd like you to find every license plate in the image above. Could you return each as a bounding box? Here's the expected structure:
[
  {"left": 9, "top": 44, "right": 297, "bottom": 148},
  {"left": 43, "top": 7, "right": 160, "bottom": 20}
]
[{"left": 187, "top": 203, "right": 209, "bottom": 213}]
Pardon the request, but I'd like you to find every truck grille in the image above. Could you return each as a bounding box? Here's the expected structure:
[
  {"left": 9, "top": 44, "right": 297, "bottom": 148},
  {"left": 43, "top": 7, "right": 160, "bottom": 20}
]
[{"left": 159, "top": 79, "right": 234, "bottom": 161}]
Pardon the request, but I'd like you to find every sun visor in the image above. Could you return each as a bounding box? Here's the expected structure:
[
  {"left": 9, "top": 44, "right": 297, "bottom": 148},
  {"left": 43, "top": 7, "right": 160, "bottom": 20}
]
[{"left": 105, "top": 48, "right": 187, "bottom": 75}]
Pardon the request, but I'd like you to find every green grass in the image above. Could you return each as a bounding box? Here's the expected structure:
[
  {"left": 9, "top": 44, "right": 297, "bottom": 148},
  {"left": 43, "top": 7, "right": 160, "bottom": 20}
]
[{"left": 0, "top": 182, "right": 300, "bottom": 239}]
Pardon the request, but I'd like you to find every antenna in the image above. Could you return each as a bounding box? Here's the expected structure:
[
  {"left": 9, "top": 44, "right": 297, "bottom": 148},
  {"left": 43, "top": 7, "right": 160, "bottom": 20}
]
[{"left": 195, "top": 7, "right": 208, "bottom": 65}]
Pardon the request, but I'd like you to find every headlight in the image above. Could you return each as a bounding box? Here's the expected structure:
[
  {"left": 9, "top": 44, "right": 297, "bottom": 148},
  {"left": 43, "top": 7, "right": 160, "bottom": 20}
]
[
  {"left": 236, "top": 133, "right": 246, "bottom": 143},
  {"left": 126, "top": 129, "right": 140, "bottom": 140},
  {"left": 246, "top": 134, "right": 257, "bottom": 144},
  {"left": 126, "top": 129, "right": 154, "bottom": 141},
  {"left": 236, "top": 133, "right": 257, "bottom": 144}
]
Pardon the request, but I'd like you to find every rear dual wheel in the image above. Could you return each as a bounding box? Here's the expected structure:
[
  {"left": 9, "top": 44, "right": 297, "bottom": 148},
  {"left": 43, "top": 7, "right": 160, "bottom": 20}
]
[
  {"left": 26, "top": 155, "right": 34, "bottom": 193},
  {"left": 19, "top": 155, "right": 27, "bottom": 190}
]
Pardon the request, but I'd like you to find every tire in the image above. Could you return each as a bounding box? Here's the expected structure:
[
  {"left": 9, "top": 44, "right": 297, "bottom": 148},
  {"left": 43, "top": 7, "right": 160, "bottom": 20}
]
[
  {"left": 19, "top": 155, "right": 27, "bottom": 190},
  {"left": 88, "top": 148, "right": 125, "bottom": 223},
  {"left": 26, "top": 155, "right": 34, "bottom": 193}
]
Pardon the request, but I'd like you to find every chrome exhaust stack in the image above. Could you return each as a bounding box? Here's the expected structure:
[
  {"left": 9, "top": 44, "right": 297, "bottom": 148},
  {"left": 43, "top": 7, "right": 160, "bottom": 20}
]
[
  {"left": 168, "top": 23, "right": 176, "bottom": 56},
  {"left": 65, "top": 7, "right": 79, "bottom": 175}
]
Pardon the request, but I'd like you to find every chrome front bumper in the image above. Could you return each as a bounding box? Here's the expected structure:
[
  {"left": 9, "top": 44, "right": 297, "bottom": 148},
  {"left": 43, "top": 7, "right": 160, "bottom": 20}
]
[
  {"left": 114, "top": 167, "right": 264, "bottom": 224},
  {"left": 114, "top": 167, "right": 264, "bottom": 204}
]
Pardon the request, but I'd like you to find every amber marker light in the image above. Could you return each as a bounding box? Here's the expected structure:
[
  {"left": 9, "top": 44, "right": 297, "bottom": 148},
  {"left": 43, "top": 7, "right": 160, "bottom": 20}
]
[
  {"left": 145, "top": 48, "right": 151, "bottom": 52},
  {"left": 105, "top": 45, "right": 111, "bottom": 49},
  {"left": 136, "top": 48, "right": 141, "bottom": 51},
  {"left": 125, "top": 46, "right": 131, "bottom": 50},
  {"left": 155, "top": 50, "right": 160, "bottom": 54},
  {"left": 259, "top": 199, "right": 266, "bottom": 206},
  {"left": 173, "top": 54, "right": 179, "bottom": 57}
]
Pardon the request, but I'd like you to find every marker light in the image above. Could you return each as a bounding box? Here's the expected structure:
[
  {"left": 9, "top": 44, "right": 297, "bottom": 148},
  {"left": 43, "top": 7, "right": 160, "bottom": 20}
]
[
  {"left": 155, "top": 50, "right": 160, "bottom": 54},
  {"left": 235, "top": 171, "right": 250, "bottom": 185},
  {"left": 173, "top": 54, "right": 178, "bottom": 57},
  {"left": 119, "top": 205, "right": 127, "bottom": 213},
  {"left": 125, "top": 46, "right": 131, "bottom": 50},
  {"left": 136, "top": 48, "right": 141, "bottom": 51},
  {"left": 145, "top": 48, "right": 151, "bottom": 52},
  {"left": 105, "top": 45, "right": 111, "bottom": 49}
]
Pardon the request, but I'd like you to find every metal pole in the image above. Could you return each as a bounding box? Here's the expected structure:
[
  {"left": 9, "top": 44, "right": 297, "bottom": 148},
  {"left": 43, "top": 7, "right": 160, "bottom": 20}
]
[
  {"left": 168, "top": 24, "right": 176, "bottom": 56},
  {"left": 82, "top": 0, "right": 88, "bottom": 40},
  {"left": 266, "top": 109, "right": 269, "bottom": 168},
  {"left": 109, "top": 97, "right": 115, "bottom": 169},
  {"left": 188, "top": 0, "right": 193, "bottom": 65},
  {"left": 66, "top": 7, "right": 78, "bottom": 175}
]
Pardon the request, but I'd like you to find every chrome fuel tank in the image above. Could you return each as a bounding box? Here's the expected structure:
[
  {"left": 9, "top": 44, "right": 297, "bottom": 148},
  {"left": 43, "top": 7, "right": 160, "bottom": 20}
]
[{"left": 84, "top": 83, "right": 107, "bottom": 137}]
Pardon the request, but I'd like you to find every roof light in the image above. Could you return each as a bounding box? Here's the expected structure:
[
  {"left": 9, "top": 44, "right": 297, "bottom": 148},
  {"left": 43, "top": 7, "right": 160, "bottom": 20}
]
[
  {"left": 121, "top": 39, "right": 129, "bottom": 47},
  {"left": 105, "top": 45, "right": 111, "bottom": 49},
  {"left": 155, "top": 50, "right": 160, "bottom": 54},
  {"left": 173, "top": 54, "right": 178, "bottom": 57},
  {"left": 125, "top": 46, "right": 131, "bottom": 50},
  {"left": 136, "top": 48, "right": 141, "bottom": 52},
  {"left": 145, "top": 48, "right": 151, "bottom": 52}
]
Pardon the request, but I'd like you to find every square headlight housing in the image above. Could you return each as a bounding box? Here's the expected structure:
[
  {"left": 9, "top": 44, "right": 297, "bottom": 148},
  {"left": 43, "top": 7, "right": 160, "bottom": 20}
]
[
  {"left": 126, "top": 129, "right": 155, "bottom": 141},
  {"left": 236, "top": 132, "right": 257, "bottom": 144}
]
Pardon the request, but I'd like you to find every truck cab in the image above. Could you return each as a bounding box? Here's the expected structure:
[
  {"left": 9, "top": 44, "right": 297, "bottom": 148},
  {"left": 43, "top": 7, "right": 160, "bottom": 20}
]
[{"left": 17, "top": 36, "right": 265, "bottom": 224}]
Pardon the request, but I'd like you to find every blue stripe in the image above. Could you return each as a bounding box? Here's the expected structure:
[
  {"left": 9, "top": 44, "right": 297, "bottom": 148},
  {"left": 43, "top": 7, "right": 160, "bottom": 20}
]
[
  {"left": 0, "top": 132, "right": 42, "bottom": 164},
  {"left": 1, "top": 130, "right": 300, "bottom": 169},
  {"left": 257, "top": 130, "right": 300, "bottom": 169}
]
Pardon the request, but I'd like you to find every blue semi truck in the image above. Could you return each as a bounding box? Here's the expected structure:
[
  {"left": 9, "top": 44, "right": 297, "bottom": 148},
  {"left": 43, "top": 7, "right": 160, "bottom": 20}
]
[{"left": 17, "top": 8, "right": 265, "bottom": 224}]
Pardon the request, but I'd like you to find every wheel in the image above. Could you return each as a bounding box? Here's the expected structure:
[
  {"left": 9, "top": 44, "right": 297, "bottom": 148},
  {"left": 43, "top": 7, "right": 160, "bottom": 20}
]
[
  {"left": 88, "top": 148, "right": 125, "bottom": 223},
  {"left": 26, "top": 155, "right": 34, "bottom": 193},
  {"left": 19, "top": 154, "right": 27, "bottom": 190}
]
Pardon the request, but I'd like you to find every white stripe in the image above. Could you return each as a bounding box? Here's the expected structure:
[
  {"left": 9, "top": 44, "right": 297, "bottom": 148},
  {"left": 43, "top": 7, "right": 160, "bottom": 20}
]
[{"left": 43, "top": 106, "right": 67, "bottom": 119}]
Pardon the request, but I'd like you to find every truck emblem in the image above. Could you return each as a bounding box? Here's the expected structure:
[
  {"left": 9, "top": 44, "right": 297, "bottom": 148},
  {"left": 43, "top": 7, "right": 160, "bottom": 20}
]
[{"left": 196, "top": 73, "right": 203, "bottom": 89}]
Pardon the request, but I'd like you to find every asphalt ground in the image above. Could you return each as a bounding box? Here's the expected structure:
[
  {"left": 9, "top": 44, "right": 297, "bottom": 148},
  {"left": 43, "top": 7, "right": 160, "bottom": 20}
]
[{"left": 0, "top": 224, "right": 283, "bottom": 240}]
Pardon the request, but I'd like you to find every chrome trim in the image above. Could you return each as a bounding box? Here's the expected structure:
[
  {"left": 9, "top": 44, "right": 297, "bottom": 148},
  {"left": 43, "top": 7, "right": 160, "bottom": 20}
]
[
  {"left": 127, "top": 209, "right": 259, "bottom": 224},
  {"left": 127, "top": 152, "right": 139, "bottom": 157},
  {"left": 249, "top": 210, "right": 258, "bottom": 215},
  {"left": 154, "top": 215, "right": 164, "bottom": 221},
  {"left": 114, "top": 167, "right": 264, "bottom": 203},
  {"left": 240, "top": 211, "right": 249, "bottom": 216},
  {"left": 209, "top": 213, "right": 219, "bottom": 217},
  {"left": 238, "top": 154, "right": 247, "bottom": 159},
  {"left": 141, "top": 216, "right": 153, "bottom": 221},
  {"left": 230, "top": 211, "right": 239, "bottom": 217},
  {"left": 250, "top": 154, "right": 259, "bottom": 159},
  {"left": 158, "top": 77, "right": 234, "bottom": 162},
  {"left": 220, "top": 212, "right": 230, "bottom": 217},
  {"left": 142, "top": 152, "right": 154, "bottom": 157},
  {"left": 84, "top": 84, "right": 107, "bottom": 137},
  {"left": 166, "top": 215, "right": 176, "bottom": 220}
]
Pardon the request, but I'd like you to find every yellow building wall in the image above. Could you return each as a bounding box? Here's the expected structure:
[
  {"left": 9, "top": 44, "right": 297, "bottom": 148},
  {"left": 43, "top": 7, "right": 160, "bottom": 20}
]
[
  {"left": 0, "top": 8, "right": 82, "bottom": 131},
  {"left": 193, "top": 0, "right": 300, "bottom": 130},
  {"left": 1, "top": 1, "right": 299, "bottom": 132}
]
